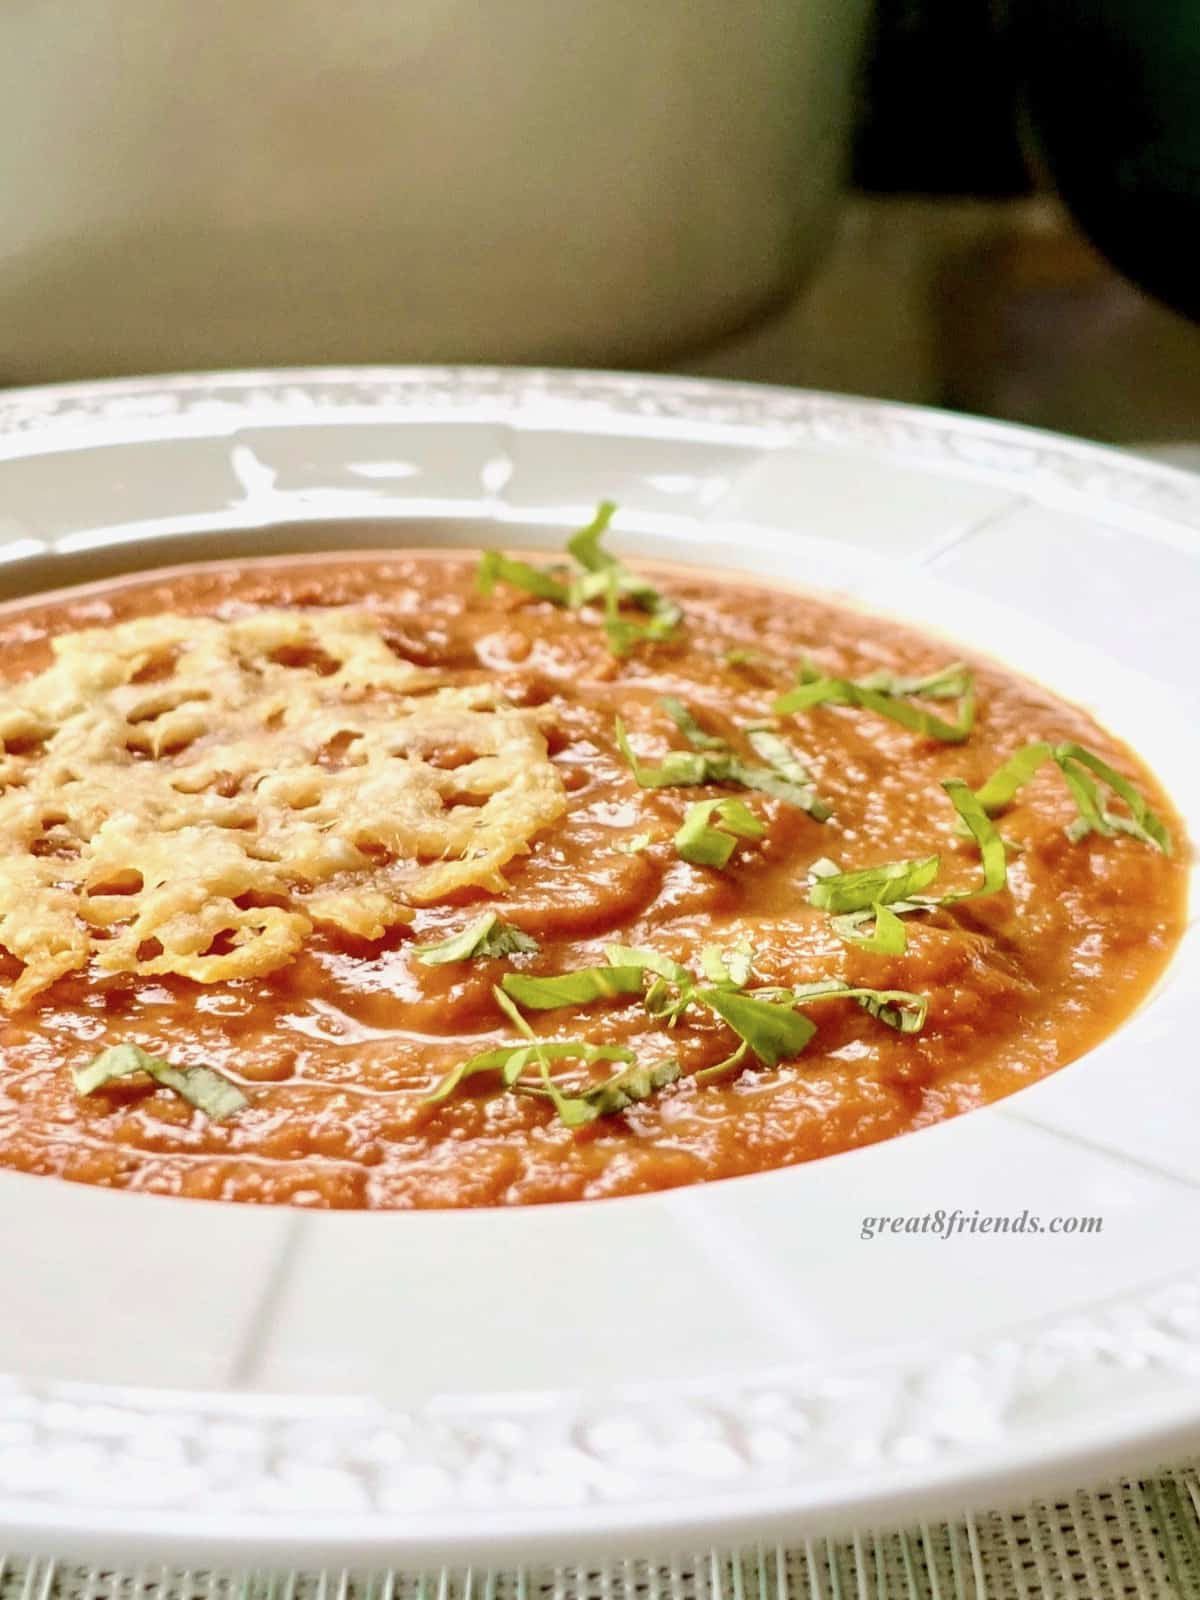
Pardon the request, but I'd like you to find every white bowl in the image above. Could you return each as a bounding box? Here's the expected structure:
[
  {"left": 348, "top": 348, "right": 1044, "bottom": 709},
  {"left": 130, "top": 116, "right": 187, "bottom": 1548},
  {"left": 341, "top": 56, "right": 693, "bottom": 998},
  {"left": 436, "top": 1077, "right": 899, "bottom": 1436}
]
[{"left": 0, "top": 367, "right": 1197, "bottom": 1569}]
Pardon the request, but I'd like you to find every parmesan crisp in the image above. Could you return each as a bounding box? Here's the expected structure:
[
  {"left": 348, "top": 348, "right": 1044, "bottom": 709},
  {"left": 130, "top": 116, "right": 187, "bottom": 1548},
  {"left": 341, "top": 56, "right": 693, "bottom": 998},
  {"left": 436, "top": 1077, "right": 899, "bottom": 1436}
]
[{"left": 0, "top": 608, "right": 565, "bottom": 1010}]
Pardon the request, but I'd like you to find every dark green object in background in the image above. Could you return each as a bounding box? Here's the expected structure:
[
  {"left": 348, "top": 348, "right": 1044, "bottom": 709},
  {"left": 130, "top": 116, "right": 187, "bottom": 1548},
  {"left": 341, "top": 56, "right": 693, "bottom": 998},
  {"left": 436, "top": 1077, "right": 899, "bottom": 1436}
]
[
  {"left": 1020, "top": 0, "right": 1200, "bottom": 323},
  {"left": 854, "top": 0, "right": 1200, "bottom": 324}
]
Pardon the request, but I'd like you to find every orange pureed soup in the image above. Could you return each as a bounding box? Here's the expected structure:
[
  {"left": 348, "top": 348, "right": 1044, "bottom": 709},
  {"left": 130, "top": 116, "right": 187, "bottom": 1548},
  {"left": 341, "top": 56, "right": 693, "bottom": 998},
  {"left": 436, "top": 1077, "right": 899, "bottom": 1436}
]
[{"left": 0, "top": 529, "right": 1188, "bottom": 1209}]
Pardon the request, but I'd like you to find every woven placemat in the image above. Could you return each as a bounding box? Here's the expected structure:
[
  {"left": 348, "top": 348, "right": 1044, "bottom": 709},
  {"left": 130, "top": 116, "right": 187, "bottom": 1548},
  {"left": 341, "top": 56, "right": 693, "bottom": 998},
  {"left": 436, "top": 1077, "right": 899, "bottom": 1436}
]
[{"left": 4, "top": 1463, "right": 1200, "bottom": 1600}]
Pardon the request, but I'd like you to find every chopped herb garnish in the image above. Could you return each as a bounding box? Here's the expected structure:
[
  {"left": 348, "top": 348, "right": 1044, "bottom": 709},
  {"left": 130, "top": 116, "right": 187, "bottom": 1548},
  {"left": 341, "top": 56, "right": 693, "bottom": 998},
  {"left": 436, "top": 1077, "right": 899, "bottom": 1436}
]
[
  {"left": 776, "top": 659, "right": 976, "bottom": 743},
  {"left": 477, "top": 501, "right": 682, "bottom": 656},
  {"left": 809, "top": 779, "right": 1010, "bottom": 952},
  {"left": 616, "top": 831, "right": 657, "bottom": 855},
  {"left": 787, "top": 979, "right": 928, "bottom": 1034},
  {"left": 830, "top": 901, "right": 908, "bottom": 956},
  {"left": 74, "top": 1043, "right": 247, "bottom": 1121},
  {"left": 424, "top": 982, "right": 677, "bottom": 1127},
  {"left": 808, "top": 854, "right": 941, "bottom": 914},
  {"left": 674, "top": 797, "right": 765, "bottom": 869},
  {"left": 661, "top": 696, "right": 728, "bottom": 749},
  {"left": 565, "top": 500, "right": 619, "bottom": 573},
  {"left": 856, "top": 662, "right": 974, "bottom": 700},
  {"left": 616, "top": 704, "right": 831, "bottom": 820},
  {"left": 615, "top": 716, "right": 713, "bottom": 787},
  {"left": 428, "top": 931, "right": 931, "bottom": 1115},
  {"left": 699, "top": 937, "right": 755, "bottom": 988},
  {"left": 974, "top": 740, "right": 1055, "bottom": 814},
  {"left": 413, "top": 912, "right": 539, "bottom": 966},
  {"left": 939, "top": 779, "right": 1007, "bottom": 902},
  {"left": 423, "top": 1038, "right": 637, "bottom": 1107},
  {"left": 501, "top": 966, "right": 645, "bottom": 1010},
  {"left": 696, "top": 988, "right": 817, "bottom": 1067},
  {"left": 603, "top": 943, "right": 694, "bottom": 987},
  {"left": 476, "top": 550, "right": 570, "bottom": 604},
  {"left": 972, "top": 740, "right": 1172, "bottom": 854},
  {"left": 531, "top": 1055, "right": 682, "bottom": 1127}
]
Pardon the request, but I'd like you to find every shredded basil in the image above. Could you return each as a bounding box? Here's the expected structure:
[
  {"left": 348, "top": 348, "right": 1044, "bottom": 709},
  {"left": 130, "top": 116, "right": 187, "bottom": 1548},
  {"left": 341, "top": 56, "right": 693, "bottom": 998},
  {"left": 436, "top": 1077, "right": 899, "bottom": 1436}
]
[
  {"left": 776, "top": 659, "right": 976, "bottom": 743},
  {"left": 661, "top": 696, "right": 727, "bottom": 750},
  {"left": 786, "top": 979, "right": 928, "bottom": 1034},
  {"left": 74, "top": 1043, "right": 247, "bottom": 1121},
  {"left": 616, "top": 706, "right": 831, "bottom": 820},
  {"left": 501, "top": 966, "right": 645, "bottom": 1010},
  {"left": 565, "top": 500, "right": 619, "bottom": 573},
  {"left": 811, "top": 779, "right": 1010, "bottom": 951},
  {"left": 615, "top": 717, "right": 713, "bottom": 787},
  {"left": 476, "top": 550, "right": 570, "bottom": 604},
  {"left": 412, "top": 912, "right": 539, "bottom": 966},
  {"left": 424, "top": 979, "right": 677, "bottom": 1126},
  {"left": 808, "top": 854, "right": 940, "bottom": 915},
  {"left": 603, "top": 943, "right": 693, "bottom": 987},
  {"left": 604, "top": 943, "right": 695, "bottom": 1022},
  {"left": 973, "top": 739, "right": 1172, "bottom": 854},
  {"left": 693, "top": 1040, "right": 750, "bottom": 1085},
  {"left": 476, "top": 501, "right": 681, "bottom": 656},
  {"left": 856, "top": 662, "right": 974, "bottom": 700},
  {"left": 830, "top": 901, "right": 908, "bottom": 955},
  {"left": 424, "top": 1039, "right": 636, "bottom": 1106},
  {"left": 531, "top": 1054, "right": 681, "bottom": 1127},
  {"left": 696, "top": 988, "right": 817, "bottom": 1067},
  {"left": 973, "top": 741, "right": 1056, "bottom": 814},
  {"left": 674, "top": 796, "right": 765, "bottom": 868},
  {"left": 700, "top": 937, "right": 755, "bottom": 988},
  {"left": 939, "top": 779, "right": 1008, "bottom": 901},
  {"left": 616, "top": 831, "right": 656, "bottom": 855}
]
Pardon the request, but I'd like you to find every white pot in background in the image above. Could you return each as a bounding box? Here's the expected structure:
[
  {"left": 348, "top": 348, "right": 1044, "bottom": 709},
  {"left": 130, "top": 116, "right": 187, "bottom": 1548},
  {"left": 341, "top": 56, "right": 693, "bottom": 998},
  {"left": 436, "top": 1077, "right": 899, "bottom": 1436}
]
[{"left": 0, "top": 1, "right": 869, "bottom": 381}]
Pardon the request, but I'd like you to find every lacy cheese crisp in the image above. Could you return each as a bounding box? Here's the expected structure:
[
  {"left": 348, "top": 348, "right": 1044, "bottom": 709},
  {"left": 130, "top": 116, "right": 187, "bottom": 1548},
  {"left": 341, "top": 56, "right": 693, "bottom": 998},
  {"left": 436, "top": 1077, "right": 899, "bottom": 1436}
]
[{"left": 0, "top": 607, "right": 565, "bottom": 1009}]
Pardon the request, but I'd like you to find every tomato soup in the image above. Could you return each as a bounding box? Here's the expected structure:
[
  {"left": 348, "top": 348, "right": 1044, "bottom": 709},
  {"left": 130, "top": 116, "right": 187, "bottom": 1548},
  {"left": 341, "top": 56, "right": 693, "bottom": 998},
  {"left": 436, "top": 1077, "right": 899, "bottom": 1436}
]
[{"left": 0, "top": 536, "right": 1187, "bottom": 1208}]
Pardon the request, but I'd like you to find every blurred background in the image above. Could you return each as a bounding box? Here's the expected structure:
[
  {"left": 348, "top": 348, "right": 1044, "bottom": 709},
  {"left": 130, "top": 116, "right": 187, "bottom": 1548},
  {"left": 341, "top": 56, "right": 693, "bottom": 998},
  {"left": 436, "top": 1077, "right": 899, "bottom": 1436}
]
[{"left": 2, "top": 0, "right": 1198, "bottom": 455}]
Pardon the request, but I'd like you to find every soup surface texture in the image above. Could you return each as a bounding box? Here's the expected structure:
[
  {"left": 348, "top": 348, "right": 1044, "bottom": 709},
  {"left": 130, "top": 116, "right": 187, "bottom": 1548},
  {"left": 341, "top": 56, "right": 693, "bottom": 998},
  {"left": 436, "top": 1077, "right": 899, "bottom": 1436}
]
[{"left": 0, "top": 546, "right": 1187, "bottom": 1209}]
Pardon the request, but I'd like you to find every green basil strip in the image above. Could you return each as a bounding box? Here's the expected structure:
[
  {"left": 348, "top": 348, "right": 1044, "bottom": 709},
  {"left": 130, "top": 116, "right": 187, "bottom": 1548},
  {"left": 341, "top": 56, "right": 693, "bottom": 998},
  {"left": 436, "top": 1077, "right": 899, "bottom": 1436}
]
[
  {"left": 479, "top": 502, "right": 681, "bottom": 655},
  {"left": 776, "top": 661, "right": 976, "bottom": 743},
  {"left": 476, "top": 549, "right": 570, "bottom": 604},
  {"left": 694, "top": 1039, "right": 750, "bottom": 1085},
  {"left": 615, "top": 831, "right": 656, "bottom": 855},
  {"left": 615, "top": 716, "right": 713, "bottom": 787},
  {"left": 745, "top": 728, "right": 811, "bottom": 783},
  {"left": 740, "top": 728, "right": 833, "bottom": 820},
  {"left": 605, "top": 943, "right": 694, "bottom": 1024},
  {"left": 661, "top": 696, "right": 728, "bottom": 750},
  {"left": 424, "top": 1039, "right": 636, "bottom": 1107},
  {"left": 74, "top": 1043, "right": 247, "bottom": 1121},
  {"left": 615, "top": 716, "right": 830, "bottom": 819},
  {"left": 699, "top": 937, "right": 755, "bottom": 989},
  {"left": 856, "top": 662, "right": 974, "bottom": 700},
  {"left": 601, "top": 594, "right": 683, "bottom": 658},
  {"left": 973, "top": 741, "right": 1055, "bottom": 814},
  {"left": 674, "top": 797, "right": 765, "bottom": 869},
  {"left": 974, "top": 739, "right": 1171, "bottom": 854},
  {"left": 502, "top": 966, "right": 645, "bottom": 1010},
  {"left": 697, "top": 987, "right": 817, "bottom": 1067},
  {"left": 412, "top": 911, "right": 538, "bottom": 966},
  {"left": 532, "top": 1054, "right": 681, "bottom": 1127},
  {"left": 787, "top": 979, "right": 928, "bottom": 1034},
  {"left": 940, "top": 779, "right": 1008, "bottom": 900},
  {"left": 830, "top": 901, "right": 909, "bottom": 955},
  {"left": 728, "top": 757, "right": 832, "bottom": 819},
  {"left": 565, "top": 499, "right": 619, "bottom": 571},
  {"left": 808, "top": 854, "right": 940, "bottom": 915},
  {"left": 603, "top": 944, "right": 692, "bottom": 987},
  {"left": 1053, "top": 743, "right": 1172, "bottom": 854}
]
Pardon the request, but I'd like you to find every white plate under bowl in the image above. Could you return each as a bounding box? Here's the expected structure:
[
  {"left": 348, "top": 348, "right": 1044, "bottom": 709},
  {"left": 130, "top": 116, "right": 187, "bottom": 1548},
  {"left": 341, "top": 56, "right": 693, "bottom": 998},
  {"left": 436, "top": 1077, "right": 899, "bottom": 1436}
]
[{"left": 0, "top": 368, "right": 1198, "bottom": 1570}]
